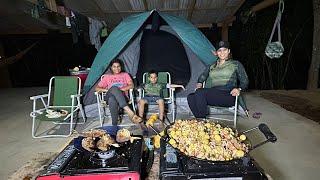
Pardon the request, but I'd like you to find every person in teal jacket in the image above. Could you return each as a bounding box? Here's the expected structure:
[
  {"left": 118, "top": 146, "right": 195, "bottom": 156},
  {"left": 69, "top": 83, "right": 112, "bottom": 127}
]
[{"left": 187, "top": 41, "right": 249, "bottom": 118}]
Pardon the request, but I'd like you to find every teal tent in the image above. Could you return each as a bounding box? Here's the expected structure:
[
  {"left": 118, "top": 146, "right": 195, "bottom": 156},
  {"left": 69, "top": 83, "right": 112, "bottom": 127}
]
[{"left": 83, "top": 10, "right": 217, "bottom": 105}]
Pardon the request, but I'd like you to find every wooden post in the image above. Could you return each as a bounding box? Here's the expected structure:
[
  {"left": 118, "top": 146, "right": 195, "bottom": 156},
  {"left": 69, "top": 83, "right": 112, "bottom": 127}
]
[
  {"left": 217, "top": 16, "right": 236, "bottom": 41},
  {"left": 307, "top": 0, "right": 320, "bottom": 89},
  {"left": 221, "top": 25, "right": 229, "bottom": 41}
]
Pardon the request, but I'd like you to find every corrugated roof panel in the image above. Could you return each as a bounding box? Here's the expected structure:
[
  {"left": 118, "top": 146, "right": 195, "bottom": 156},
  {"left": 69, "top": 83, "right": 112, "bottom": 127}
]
[
  {"left": 96, "top": 0, "right": 118, "bottom": 12},
  {"left": 195, "top": 0, "right": 225, "bottom": 9},
  {"left": 191, "top": 10, "right": 220, "bottom": 24},
  {"left": 164, "top": 10, "right": 189, "bottom": 20},
  {"left": 148, "top": 0, "right": 163, "bottom": 10},
  {"left": 65, "top": 0, "right": 99, "bottom": 13},
  {"left": 227, "top": 0, "right": 242, "bottom": 7},
  {"left": 163, "top": 0, "right": 179, "bottom": 9},
  {"left": 129, "top": 0, "right": 145, "bottom": 10},
  {"left": 112, "top": 0, "right": 134, "bottom": 11},
  {"left": 180, "top": 0, "right": 192, "bottom": 9},
  {"left": 216, "top": 8, "right": 233, "bottom": 22}
]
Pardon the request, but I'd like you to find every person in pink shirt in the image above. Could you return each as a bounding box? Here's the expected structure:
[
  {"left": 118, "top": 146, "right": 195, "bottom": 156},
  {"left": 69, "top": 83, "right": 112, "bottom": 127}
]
[{"left": 95, "top": 59, "right": 142, "bottom": 125}]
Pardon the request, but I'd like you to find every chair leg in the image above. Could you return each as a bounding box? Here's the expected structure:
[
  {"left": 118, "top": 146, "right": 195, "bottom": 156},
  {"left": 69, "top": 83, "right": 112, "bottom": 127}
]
[
  {"left": 172, "top": 103, "right": 176, "bottom": 123},
  {"left": 32, "top": 118, "right": 73, "bottom": 138},
  {"left": 31, "top": 116, "right": 38, "bottom": 138},
  {"left": 96, "top": 94, "right": 104, "bottom": 127},
  {"left": 233, "top": 96, "right": 238, "bottom": 128},
  {"left": 78, "top": 97, "right": 86, "bottom": 123}
]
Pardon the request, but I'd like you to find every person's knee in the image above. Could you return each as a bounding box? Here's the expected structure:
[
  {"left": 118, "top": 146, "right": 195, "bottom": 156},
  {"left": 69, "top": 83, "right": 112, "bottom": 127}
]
[
  {"left": 195, "top": 88, "right": 206, "bottom": 95},
  {"left": 139, "top": 99, "right": 147, "bottom": 105},
  {"left": 107, "top": 96, "right": 118, "bottom": 106},
  {"left": 108, "top": 86, "right": 121, "bottom": 93},
  {"left": 187, "top": 93, "right": 195, "bottom": 102},
  {"left": 157, "top": 99, "right": 164, "bottom": 104}
]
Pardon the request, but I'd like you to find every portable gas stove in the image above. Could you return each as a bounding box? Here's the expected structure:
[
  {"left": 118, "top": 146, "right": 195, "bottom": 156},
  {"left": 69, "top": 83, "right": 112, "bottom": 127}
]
[
  {"left": 37, "top": 137, "right": 143, "bottom": 180},
  {"left": 159, "top": 139, "right": 268, "bottom": 180}
]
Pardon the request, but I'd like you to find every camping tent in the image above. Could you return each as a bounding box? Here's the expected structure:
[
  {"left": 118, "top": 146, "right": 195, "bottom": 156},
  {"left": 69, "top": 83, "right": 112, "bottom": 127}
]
[{"left": 83, "top": 10, "right": 217, "bottom": 106}]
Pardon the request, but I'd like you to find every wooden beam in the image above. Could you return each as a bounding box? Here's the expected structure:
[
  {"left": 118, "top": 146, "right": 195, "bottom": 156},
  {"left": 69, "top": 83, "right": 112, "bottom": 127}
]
[
  {"left": 251, "top": 0, "right": 279, "bottom": 13},
  {"left": 196, "top": 23, "right": 212, "bottom": 28},
  {"left": 221, "top": 25, "right": 229, "bottom": 41},
  {"left": 217, "top": 16, "right": 236, "bottom": 27}
]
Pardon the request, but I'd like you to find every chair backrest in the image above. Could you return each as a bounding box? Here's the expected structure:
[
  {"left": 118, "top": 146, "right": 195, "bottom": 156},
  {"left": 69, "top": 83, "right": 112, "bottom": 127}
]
[
  {"left": 143, "top": 72, "right": 171, "bottom": 98},
  {"left": 49, "top": 76, "right": 80, "bottom": 106}
]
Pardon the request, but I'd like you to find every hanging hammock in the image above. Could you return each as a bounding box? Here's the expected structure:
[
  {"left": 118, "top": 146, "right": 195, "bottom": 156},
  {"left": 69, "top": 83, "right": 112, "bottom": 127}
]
[
  {"left": 0, "top": 42, "right": 38, "bottom": 68},
  {"left": 265, "top": 0, "right": 285, "bottom": 59}
]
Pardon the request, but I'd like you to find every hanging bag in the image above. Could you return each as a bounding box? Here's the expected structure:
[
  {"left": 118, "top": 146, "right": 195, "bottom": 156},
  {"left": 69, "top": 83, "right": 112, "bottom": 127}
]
[{"left": 265, "top": 0, "right": 285, "bottom": 59}]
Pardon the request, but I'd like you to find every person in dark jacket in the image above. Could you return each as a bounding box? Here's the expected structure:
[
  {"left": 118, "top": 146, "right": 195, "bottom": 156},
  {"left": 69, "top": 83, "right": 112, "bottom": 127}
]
[{"left": 187, "top": 41, "right": 249, "bottom": 118}]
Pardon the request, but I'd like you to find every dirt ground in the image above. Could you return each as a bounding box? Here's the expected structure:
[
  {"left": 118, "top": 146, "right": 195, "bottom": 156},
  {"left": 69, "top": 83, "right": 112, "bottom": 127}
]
[{"left": 258, "top": 89, "right": 320, "bottom": 123}]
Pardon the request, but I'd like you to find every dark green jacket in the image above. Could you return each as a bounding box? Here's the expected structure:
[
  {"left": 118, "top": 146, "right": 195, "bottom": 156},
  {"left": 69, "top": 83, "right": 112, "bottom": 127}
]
[{"left": 198, "top": 60, "right": 249, "bottom": 91}]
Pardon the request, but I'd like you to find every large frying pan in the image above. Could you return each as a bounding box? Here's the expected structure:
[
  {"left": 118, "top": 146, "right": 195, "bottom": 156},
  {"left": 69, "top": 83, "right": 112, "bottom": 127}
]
[{"left": 149, "top": 119, "right": 277, "bottom": 163}]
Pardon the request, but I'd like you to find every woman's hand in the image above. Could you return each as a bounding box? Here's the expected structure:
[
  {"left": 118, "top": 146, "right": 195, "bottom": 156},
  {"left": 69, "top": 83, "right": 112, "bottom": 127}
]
[
  {"left": 95, "top": 87, "right": 108, "bottom": 93},
  {"left": 230, "top": 88, "right": 240, "bottom": 96},
  {"left": 196, "top": 83, "right": 203, "bottom": 89}
]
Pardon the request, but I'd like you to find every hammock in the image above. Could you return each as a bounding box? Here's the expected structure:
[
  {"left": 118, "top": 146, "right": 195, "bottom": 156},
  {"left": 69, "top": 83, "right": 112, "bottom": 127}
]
[{"left": 0, "top": 42, "right": 38, "bottom": 67}]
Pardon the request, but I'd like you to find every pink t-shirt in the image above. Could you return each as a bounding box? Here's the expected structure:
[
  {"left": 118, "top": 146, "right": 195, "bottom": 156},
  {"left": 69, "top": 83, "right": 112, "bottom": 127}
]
[{"left": 98, "top": 72, "right": 132, "bottom": 90}]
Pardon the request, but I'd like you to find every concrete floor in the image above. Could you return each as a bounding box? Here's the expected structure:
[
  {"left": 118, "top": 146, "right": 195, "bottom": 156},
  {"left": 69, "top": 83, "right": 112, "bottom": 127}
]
[{"left": 0, "top": 87, "right": 320, "bottom": 180}]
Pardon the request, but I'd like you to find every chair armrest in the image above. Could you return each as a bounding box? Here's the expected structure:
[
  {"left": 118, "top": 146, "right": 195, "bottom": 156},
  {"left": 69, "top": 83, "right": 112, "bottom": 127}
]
[
  {"left": 129, "top": 88, "right": 135, "bottom": 100},
  {"left": 136, "top": 88, "right": 143, "bottom": 99},
  {"left": 30, "top": 94, "right": 48, "bottom": 100},
  {"left": 95, "top": 90, "right": 109, "bottom": 96},
  {"left": 70, "top": 94, "right": 82, "bottom": 98},
  {"left": 168, "top": 87, "right": 176, "bottom": 91}
]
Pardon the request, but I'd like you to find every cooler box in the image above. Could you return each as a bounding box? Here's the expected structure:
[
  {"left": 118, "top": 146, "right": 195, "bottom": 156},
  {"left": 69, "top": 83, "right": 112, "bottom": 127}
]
[{"left": 69, "top": 69, "right": 89, "bottom": 87}]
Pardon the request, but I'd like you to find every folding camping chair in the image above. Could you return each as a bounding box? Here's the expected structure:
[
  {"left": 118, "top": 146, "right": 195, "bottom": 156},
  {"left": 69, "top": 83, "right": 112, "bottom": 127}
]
[
  {"left": 29, "top": 76, "right": 86, "bottom": 138},
  {"left": 137, "top": 72, "right": 176, "bottom": 122},
  {"left": 95, "top": 75, "right": 136, "bottom": 127},
  {"left": 203, "top": 77, "right": 241, "bottom": 128}
]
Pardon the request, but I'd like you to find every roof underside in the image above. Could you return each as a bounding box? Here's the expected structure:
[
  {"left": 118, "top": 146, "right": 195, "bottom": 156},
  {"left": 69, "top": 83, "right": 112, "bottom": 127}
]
[
  {"left": 64, "top": 0, "right": 245, "bottom": 28},
  {"left": 0, "top": 0, "right": 245, "bottom": 35}
]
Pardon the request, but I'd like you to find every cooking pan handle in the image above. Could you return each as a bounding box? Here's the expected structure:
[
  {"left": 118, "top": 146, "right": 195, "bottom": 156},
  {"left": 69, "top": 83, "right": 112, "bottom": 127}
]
[
  {"left": 258, "top": 123, "right": 277, "bottom": 143},
  {"left": 242, "top": 123, "right": 277, "bottom": 150}
]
